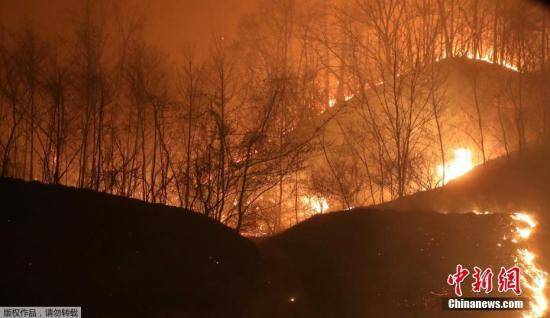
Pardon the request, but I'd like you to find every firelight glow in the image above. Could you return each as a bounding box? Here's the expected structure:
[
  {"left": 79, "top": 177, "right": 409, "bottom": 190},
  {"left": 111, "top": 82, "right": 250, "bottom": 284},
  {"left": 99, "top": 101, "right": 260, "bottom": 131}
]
[
  {"left": 327, "top": 95, "right": 354, "bottom": 108},
  {"left": 437, "top": 148, "right": 474, "bottom": 185},
  {"left": 465, "top": 52, "right": 519, "bottom": 72},
  {"left": 301, "top": 195, "right": 329, "bottom": 214},
  {"left": 508, "top": 212, "right": 548, "bottom": 318},
  {"left": 437, "top": 50, "right": 520, "bottom": 72}
]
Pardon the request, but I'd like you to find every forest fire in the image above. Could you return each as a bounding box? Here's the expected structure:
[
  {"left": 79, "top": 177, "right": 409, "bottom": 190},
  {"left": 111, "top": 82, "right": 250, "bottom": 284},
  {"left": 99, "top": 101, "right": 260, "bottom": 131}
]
[
  {"left": 437, "top": 50, "right": 520, "bottom": 72},
  {"left": 327, "top": 95, "right": 354, "bottom": 108},
  {"left": 301, "top": 195, "right": 329, "bottom": 214},
  {"left": 509, "top": 212, "right": 548, "bottom": 318},
  {"left": 1, "top": 0, "right": 547, "bottom": 235},
  {"left": 437, "top": 148, "right": 474, "bottom": 185},
  {"left": 464, "top": 52, "right": 520, "bottom": 72},
  {"left": 1, "top": 0, "right": 549, "bottom": 316}
]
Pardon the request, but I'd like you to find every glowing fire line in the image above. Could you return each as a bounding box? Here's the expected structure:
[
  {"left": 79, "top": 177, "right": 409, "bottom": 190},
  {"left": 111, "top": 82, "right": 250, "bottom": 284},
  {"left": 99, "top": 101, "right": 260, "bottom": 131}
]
[
  {"left": 465, "top": 52, "right": 519, "bottom": 72},
  {"left": 509, "top": 212, "right": 548, "bottom": 318},
  {"left": 437, "top": 51, "right": 520, "bottom": 72}
]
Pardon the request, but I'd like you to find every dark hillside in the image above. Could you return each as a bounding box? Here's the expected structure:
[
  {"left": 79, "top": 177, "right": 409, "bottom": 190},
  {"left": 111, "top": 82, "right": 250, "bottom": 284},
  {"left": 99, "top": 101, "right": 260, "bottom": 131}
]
[
  {"left": 261, "top": 209, "right": 521, "bottom": 317},
  {"left": 0, "top": 178, "right": 261, "bottom": 318}
]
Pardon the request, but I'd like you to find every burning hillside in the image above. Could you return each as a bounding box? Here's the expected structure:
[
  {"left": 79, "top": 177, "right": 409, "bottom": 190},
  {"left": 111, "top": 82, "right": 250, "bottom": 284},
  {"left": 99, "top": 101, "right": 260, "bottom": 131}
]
[
  {"left": 1, "top": 0, "right": 550, "bottom": 317},
  {"left": 259, "top": 208, "right": 549, "bottom": 318},
  {"left": 1, "top": 0, "right": 549, "bottom": 234},
  {"left": 2, "top": 177, "right": 549, "bottom": 318},
  {"left": 379, "top": 144, "right": 550, "bottom": 213}
]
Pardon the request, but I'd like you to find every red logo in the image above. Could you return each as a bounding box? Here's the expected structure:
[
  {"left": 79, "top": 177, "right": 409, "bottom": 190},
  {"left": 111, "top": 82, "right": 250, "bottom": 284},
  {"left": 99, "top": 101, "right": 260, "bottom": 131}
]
[
  {"left": 472, "top": 266, "right": 494, "bottom": 293},
  {"left": 498, "top": 266, "right": 522, "bottom": 295},
  {"left": 447, "top": 265, "right": 521, "bottom": 296},
  {"left": 447, "top": 264, "right": 470, "bottom": 297}
]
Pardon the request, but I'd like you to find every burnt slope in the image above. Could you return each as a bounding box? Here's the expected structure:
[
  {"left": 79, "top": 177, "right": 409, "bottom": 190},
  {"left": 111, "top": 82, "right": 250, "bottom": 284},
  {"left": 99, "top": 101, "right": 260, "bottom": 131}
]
[
  {"left": 261, "top": 209, "right": 520, "bottom": 318},
  {"left": 0, "top": 178, "right": 260, "bottom": 318}
]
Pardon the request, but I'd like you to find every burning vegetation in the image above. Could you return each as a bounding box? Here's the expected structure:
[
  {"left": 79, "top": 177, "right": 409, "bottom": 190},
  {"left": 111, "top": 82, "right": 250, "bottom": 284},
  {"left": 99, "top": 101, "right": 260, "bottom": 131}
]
[
  {"left": 437, "top": 148, "right": 474, "bottom": 185},
  {"left": 0, "top": 0, "right": 549, "bottom": 235},
  {"left": 2, "top": 0, "right": 550, "bottom": 317},
  {"left": 510, "top": 212, "right": 548, "bottom": 318}
]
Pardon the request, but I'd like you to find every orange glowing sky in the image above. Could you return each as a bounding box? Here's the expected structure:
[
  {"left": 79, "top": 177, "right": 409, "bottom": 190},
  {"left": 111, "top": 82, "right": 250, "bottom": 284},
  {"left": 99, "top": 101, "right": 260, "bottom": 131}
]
[{"left": 1, "top": 0, "right": 256, "bottom": 57}]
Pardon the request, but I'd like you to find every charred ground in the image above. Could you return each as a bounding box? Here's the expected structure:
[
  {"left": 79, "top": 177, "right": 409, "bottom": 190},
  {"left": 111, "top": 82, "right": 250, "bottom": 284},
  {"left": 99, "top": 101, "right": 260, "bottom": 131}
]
[{"left": 1, "top": 172, "right": 540, "bottom": 317}]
